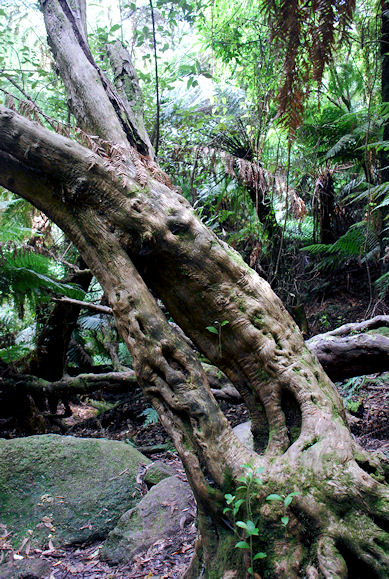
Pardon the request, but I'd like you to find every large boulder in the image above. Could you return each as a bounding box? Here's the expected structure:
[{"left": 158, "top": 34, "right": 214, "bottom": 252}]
[
  {"left": 0, "top": 435, "right": 156, "bottom": 548},
  {"left": 102, "top": 475, "right": 194, "bottom": 564}
]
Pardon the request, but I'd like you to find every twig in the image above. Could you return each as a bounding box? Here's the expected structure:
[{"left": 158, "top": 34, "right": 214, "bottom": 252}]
[{"left": 53, "top": 297, "right": 113, "bottom": 315}]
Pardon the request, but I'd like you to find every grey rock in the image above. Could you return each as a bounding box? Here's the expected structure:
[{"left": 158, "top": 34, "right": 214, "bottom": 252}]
[
  {"left": 102, "top": 475, "right": 194, "bottom": 564},
  {"left": 0, "top": 557, "right": 51, "bottom": 578},
  {"left": 143, "top": 460, "right": 174, "bottom": 486},
  {"left": 233, "top": 421, "right": 254, "bottom": 450}
]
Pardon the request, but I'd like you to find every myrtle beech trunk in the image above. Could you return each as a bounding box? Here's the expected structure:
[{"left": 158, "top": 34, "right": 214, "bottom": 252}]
[{"left": 0, "top": 1, "right": 387, "bottom": 577}]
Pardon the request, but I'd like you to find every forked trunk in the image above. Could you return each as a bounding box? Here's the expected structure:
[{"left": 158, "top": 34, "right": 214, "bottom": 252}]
[{"left": 0, "top": 1, "right": 387, "bottom": 576}]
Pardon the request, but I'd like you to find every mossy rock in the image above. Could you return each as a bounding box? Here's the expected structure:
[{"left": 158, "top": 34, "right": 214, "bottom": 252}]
[
  {"left": 143, "top": 460, "right": 174, "bottom": 486},
  {"left": 0, "top": 434, "right": 153, "bottom": 548},
  {"left": 102, "top": 475, "right": 193, "bottom": 564},
  {"left": 0, "top": 558, "right": 51, "bottom": 578}
]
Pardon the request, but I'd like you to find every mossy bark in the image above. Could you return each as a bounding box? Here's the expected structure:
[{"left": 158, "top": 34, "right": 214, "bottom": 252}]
[{"left": 0, "top": 1, "right": 387, "bottom": 576}]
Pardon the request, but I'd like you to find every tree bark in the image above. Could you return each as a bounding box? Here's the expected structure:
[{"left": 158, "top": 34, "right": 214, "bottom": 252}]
[
  {"left": 0, "top": 1, "right": 387, "bottom": 576},
  {"left": 46, "top": 299, "right": 389, "bottom": 381},
  {"left": 0, "top": 370, "right": 137, "bottom": 400}
]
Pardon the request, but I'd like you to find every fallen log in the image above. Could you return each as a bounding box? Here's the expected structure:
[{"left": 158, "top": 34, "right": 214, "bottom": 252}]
[{"left": 307, "top": 315, "right": 389, "bottom": 381}]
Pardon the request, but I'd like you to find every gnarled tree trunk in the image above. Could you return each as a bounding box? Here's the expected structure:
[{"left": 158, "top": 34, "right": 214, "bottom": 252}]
[{"left": 0, "top": 1, "right": 387, "bottom": 576}]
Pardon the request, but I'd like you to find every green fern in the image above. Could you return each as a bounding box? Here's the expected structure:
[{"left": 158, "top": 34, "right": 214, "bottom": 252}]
[
  {"left": 375, "top": 271, "right": 389, "bottom": 298},
  {"left": 0, "top": 343, "right": 31, "bottom": 363},
  {"left": 139, "top": 407, "right": 159, "bottom": 427},
  {"left": 0, "top": 244, "right": 85, "bottom": 312},
  {"left": 118, "top": 341, "right": 133, "bottom": 366},
  {"left": 302, "top": 222, "right": 379, "bottom": 271},
  {"left": 78, "top": 314, "right": 106, "bottom": 331}
]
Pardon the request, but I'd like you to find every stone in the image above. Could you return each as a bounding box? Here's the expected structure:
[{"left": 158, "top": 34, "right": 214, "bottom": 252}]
[
  {"left": 233, "top": 421, "right": 253, "bottom": 450},
  {"left": 143, "top": 460, "right": 174, "bottom": 486},
  {"left": 0, "top": 557, "right": 51, "bottom": 579},
  {"left": 102, "top": 475, "right": 194, "bottom": 564},
  {"left": 0, "top": 434, "right": 151, "bottom": 548}
]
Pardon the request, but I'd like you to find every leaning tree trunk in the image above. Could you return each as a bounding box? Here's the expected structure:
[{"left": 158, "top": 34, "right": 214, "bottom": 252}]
[{"left": 0, "top": 1, "right": 387, "bottom": 576}]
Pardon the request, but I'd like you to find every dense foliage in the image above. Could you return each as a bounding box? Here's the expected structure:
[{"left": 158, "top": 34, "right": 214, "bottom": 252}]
[{"left": 0, "top": 0, "right": 388, "bottom": 365}]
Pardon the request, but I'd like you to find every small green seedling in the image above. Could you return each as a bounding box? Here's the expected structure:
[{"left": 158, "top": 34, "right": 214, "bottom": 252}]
[
  {"left": 224, "top": 463, "right": 267, "bottom": 576},
  {"left": 224, "top": 464, "right": 299, "bottom": 576},
  {"left": 266, "top": 491, "right": 299, "bottom": 526},
  {"left": 206, "top": 320, "right": 229, "bottom": 353}
]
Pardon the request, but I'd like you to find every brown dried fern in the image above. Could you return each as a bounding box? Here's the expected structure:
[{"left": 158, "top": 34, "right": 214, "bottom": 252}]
[
  {"left": 3, "top": 92, "right": 176, "bottom": 191},
  {"left": 261, "top": 0, "right": 356, "bottom": 134}
]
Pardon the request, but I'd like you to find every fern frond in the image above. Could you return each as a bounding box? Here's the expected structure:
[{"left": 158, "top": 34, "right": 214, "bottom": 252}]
[
  {"left": 375, "top": 271, "right": 389, "bottom": 298},
  {"left": 261, "top": 0, "right": 356, "bottom": 133},
  {"left": 139, "top": 407, "right": 159, "bottom": 426},
  {"left": 302, "top": 222, "right": 379, "bottom": 270},
  {"left": 78, "top": 314, "right": 106, "bottom": 331},
  {"left": 0, "top": 244, "right": 84, "bottom": 312},
  {"left": 0, "top": 344, "right": 31, "bottom": 363},
  {"left": 326, "top": 134, "right": 356, "bottom": 160}
]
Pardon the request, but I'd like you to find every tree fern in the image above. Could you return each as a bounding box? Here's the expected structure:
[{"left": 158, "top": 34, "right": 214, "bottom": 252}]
[
  {"left": 0, "top": 244, "right": 85, "bottom": 312},
  {"left": 302, "top": 221, "right": 380, "bottom": 271}
]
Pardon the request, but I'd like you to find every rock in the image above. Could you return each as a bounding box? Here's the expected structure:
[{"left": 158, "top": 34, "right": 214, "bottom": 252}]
[
  {"left": 102, "top": 475, "right": 194, "bottom": 564},
  {"left": 0, "top": 557, "right": 51, "bottom": 578},
  {"left": 233, "top": 421, "right": 253, "bottom": 450},
  {"left": 143, "top": 460, "right": 174, "bottom": 486},
  {"left": 0, "top": 434, "right": 152, "bottom": 548}
]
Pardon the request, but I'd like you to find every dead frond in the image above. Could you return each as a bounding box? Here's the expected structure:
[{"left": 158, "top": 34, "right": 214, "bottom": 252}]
[{"left": 261, "top": 0, "right": 356, "bottom": 135}]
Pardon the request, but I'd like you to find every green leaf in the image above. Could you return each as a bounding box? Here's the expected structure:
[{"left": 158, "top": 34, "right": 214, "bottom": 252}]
[
  {"left": 266, "top": 494, "right": 283, "bottom": 501},
  {"left": 236, "top": 521, "right": 248, "bottom": 529},
  {"left": 224, "top": 494, "right": 235, "bottom": 504},
  {"left": 206, "top": 326, "right": 218, "bottom": 334},
  {"left": 281, "top": 516, "right": 289, "bottom": 526},
  {"left": 245, "top": 520, "right": 259, "bottom": 536},
  {"left": 223, "top": 507, "right": 232, "bottom": 514},
  {"left": 220, "top": 320, "right": 229, "bottom": 326},
  {"left": 284, "top": 492, "right": 299, "bottom": 507},
  {"left": 253, "top": 552, "right": 267, "bottom": 560},
  {"left": 110, "top": 24, "right": 121, "bottom": 33},
  {"left": 235, "top": 541, "right": 250, "bottom": 549},
  {"left": 233, "top": 499, "right": 244, "bottom": 514}
]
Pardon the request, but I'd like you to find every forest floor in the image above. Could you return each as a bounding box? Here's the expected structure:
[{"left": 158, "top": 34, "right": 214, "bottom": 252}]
[
  {"left": 1, "top": 286, "right": 388, "bottom": 579},
  {"left": 2, "top": 370, "right": 387, "bottom": 579}
]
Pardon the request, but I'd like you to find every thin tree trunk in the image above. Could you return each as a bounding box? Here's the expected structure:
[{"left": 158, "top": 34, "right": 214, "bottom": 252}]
[
  {"left": 28, "top": 259, "right": 92, "bottom": 381},
  {"left": 381, "top": 0, "right": 389, "bottom": 184}
]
